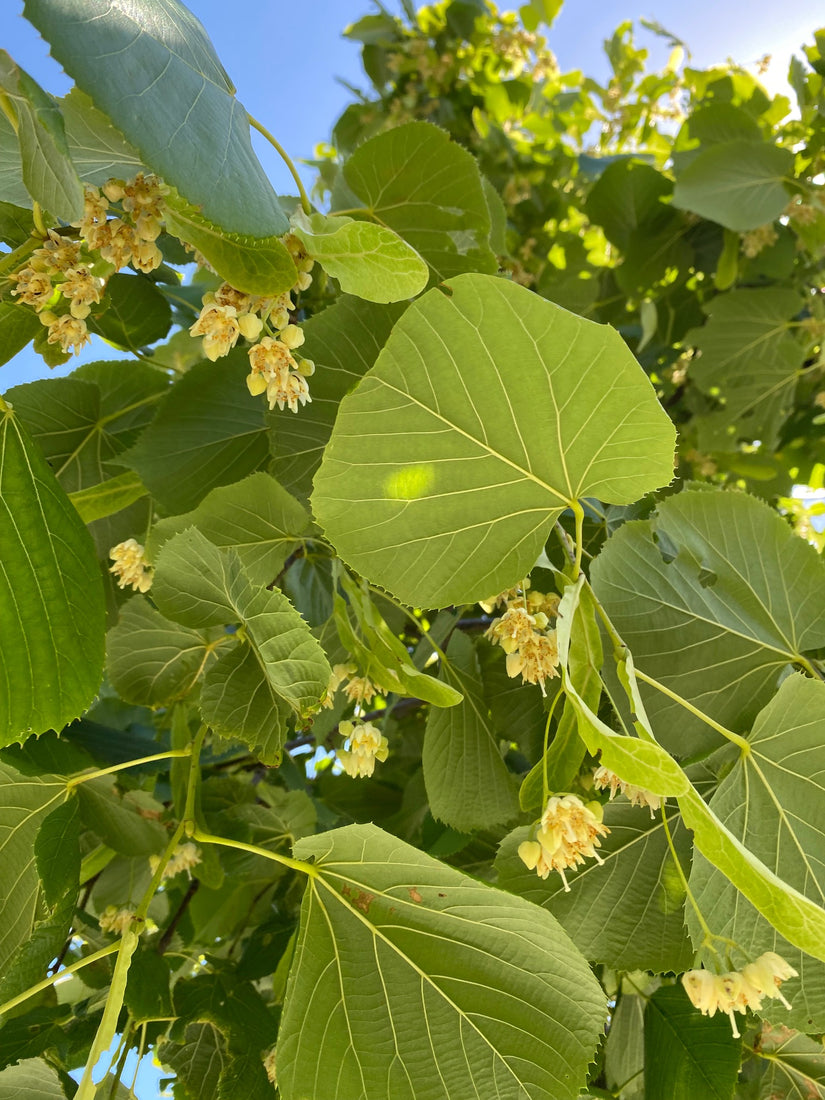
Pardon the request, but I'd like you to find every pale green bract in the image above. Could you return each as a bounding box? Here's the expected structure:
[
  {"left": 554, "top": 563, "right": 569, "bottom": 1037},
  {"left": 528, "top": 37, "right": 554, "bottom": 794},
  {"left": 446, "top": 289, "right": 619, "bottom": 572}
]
[{"left": 312, "top": 273, "right": 676, "bottom": 607}]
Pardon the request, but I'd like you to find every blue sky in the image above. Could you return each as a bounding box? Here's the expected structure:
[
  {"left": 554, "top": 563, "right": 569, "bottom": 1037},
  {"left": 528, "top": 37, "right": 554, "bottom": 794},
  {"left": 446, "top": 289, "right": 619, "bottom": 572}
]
[{"left": 3, "top": 1, "right": 823, "bottom": 1095}]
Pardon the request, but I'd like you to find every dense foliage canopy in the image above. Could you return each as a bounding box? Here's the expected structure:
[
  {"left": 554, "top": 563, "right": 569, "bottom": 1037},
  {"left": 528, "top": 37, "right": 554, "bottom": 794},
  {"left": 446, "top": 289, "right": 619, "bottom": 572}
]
[{"left": 1, "top": 0, "right": 825, "bottom": 1097}]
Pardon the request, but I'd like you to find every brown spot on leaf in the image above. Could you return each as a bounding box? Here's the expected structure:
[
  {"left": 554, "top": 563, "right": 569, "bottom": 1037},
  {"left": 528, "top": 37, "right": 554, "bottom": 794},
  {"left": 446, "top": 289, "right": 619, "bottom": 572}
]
[
  {"left": 408, "top": 887, "right": 423, "bottom": 903},
  {"left": 353, "top": 891, "right": 374, "bottom": 913}
]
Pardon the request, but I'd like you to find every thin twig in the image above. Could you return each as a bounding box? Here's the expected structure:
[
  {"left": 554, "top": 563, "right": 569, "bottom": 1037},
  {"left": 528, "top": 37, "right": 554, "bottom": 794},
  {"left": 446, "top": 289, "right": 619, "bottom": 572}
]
[{"left": 156, "top": 878, "right": 200, "bottom": 955}]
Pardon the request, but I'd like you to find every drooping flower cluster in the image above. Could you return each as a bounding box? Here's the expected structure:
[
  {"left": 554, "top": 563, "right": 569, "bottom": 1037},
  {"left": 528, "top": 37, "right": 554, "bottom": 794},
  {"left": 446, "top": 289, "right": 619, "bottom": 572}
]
[
  {"left": 263, "top": 1048, "right": 278, "bottom": 1087},
  {"left": 98, "top": 906, "right": 135, "bottom": 936},
  {"left": 518, "top": 794, "right": 610, "bottom": 891},
  {"left": 484, "top": 580, "right": 561, "bottom": 694},
  {"left": 6, "top": 172, "right": 169, "bottom": 358},
  {"left": 149, "top": 842, "right": 201, "bottom": 880},
  {"left": 8, "top": 228, "right": 103, "bottom": 355},
  {"left": 682, "top": 953, "right": 798, "bottom": 1038},
  {"left": 189, "top": 233, "right": 316, "bottom": 414},
  {"left": 337, "top": 720, "right": 389, "bottom": 778},
  {"left": 323, "top": 662, "right": 382, "bottom": 711},
  {"left": 78, "top": 173, "right": 168, "bottom": 273},
  {"left": 741, "top": 223, "right": 778, "bottom": 258},
  {"left": 593, "top": 766, "right": 662, "bottom": 817},
  {"left": 109, "top": 539, "right": 153, "bottom": 594}
]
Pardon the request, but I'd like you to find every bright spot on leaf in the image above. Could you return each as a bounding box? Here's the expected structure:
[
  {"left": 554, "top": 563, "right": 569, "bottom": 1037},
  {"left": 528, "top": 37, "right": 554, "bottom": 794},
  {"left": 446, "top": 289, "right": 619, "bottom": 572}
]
[{"left": 385, "top": 464, "right": 436, "bottom": 500}]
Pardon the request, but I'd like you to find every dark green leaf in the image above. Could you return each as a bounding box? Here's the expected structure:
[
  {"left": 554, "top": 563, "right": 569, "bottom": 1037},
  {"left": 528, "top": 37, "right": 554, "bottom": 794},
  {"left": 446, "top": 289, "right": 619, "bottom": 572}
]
[
  {"left": 88, "top": 272, "right": 173, "bottom": 350},
  {"left": 0, "top": 200, "right": 35, "bottom": 246},
  {"left": 0, "top": 406, "right": 105, "bottom": 742},
  {"left": 77, "top": 778, "right": 166, "bottom": 856},
  {"left": 159, "top": 1021, "right": 228, "bottom": 1100},
  {"left": 125, "top": 947, "right": 173, "bottom": 1022},
  {"left": 121, "top": 353, "right": 269, "bottom": 514},
  {"left": 0, "top": 302, "right": 39, "bottom": 367},
  {"left": 644, "top": 985, "right": 741, "bottom": 1100},
  {"left": 34, "top": 795, "right": 80, "bottom": 908},
  {"left": 423, "top": 631, "right": 519, "bottom": 831},
  {"left": 0, "top": 1058, "right": 68, "bottom": 1099}
]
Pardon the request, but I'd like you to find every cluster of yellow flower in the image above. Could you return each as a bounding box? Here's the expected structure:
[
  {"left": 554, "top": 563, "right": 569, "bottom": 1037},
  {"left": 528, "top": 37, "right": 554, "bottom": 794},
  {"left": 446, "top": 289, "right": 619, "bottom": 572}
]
[
  {"left": 337, "top": 720, "right": 389, "bottom": 778},
  {"left": 741, "top": 223, "right": 778, "bottom": 258},
  {"left": 109, "top": 538, "right": 153, "bottom": 594},
  {"left": 7, "top": 172, "right": 167, "bottom": 357},
  {"left": 518, "top": 793, "right": 609, "bottom": 891},
  {"left": 98, "top": 905, "right": 136, "bottom": 936},
  {"left": 189, "top": 234, "right": 316, "bottom": 414},
  {"left": 483, "top": 581, "right": 561, "bottom": 694},
  {"left": 592, "top": 765, "right": 662, "bottom": 817},
  {"left": 8, "top": 228, "right": 103, "bottom": 356},
  {"left": 682, "top": 953, "right": 798, "bottom": 1038},
  {"left": 323, "top": 662, "right": 381, "bottom": 710},
  {"left": 149, "top": 841, "right": 201, "bottom": 880}
]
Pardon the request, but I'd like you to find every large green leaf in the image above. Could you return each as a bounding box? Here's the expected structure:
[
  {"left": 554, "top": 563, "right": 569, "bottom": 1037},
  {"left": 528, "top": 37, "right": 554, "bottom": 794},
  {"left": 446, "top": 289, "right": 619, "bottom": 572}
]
[
  {"left": 153, "top": 529, "right": 330, "bottom": 761},
  {"left": 585, "top": 159, "right": 674, "bottom": 251},
  {"left": 107, "top": 596, "right": 225, "bottom": 706},
  {"left": 341, "top": 121, "right": 497, "bottom": 280},
  {"left": 164, "top": 194, "right": 297, "bottom": 296},
  {"left": 644, "top": 985, "right": 741, "bottom": 1100},
  {"left": 23, "top": 0, "right": 289, "bottom": 237},
  {"left": 68, "top": 470, "right": 148, "bottom": 525},
  {"left": 0, "top": 762, "right": 66, "bottom": 974},
  {"left": 688, "top": 675, "right": 825, "bottom": 1031},
  {"left": 290, "top": 211, "right": 428, "bottom": 303},
  {"left": 158, "top": 1021, "right": 228, "bottom": 1100},
  {"left": 496, "top": 800, "right": 694, "bottom": 972},
  {"left": 0, "top": 406, "right": 105, "bottom": 743},
  {"left": 313, "top": 273, "right": 676, "bottom": 607},
  {"left": 423, "top": 631, "right": 519, "bottom": 831},
  {"left": 0, "top": 110, "right": 31, "bottom": 208},
  {"left": 121, "top": 353, "right": 270, "bottom": 514},
  {"left": 0, "top": 1057, "right": 67, "bottom": 1100},
  {"left": 0, "top": 50, "right": 83, "bottom": 222},
  {"left": 591, "top": 490, "right": 825, "bottom": 756},
  {"left": 687, "top": 288, "right": 806, "bottom": 450},
  {"left": 147, "top": 472, "right": 310, "bottom": 587},
  {"left": 272, "top": 295, "right": 407, "bottom": 500},
  {"left": 7, "top": 361, "right": 168, "bottom": 555},
  {"left": 277, "top": 822, "right": 606, "bottom": 1100},
  {"left": 672, "top": 140, "right": 794, "bottom": 231}
]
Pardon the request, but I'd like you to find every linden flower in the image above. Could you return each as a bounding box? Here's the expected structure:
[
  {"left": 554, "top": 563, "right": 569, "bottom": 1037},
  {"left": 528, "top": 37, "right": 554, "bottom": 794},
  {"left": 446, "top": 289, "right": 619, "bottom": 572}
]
[
  {"left": 682, "top": 954, "right": 798, "bottom": 1038},
  {"left": 60, "top": 266, "right": 104, "bottom": 319},
  {"left": 98, "top": 906, "right": 135, "bottom": 936},
  {"left": 263, "top": 1048, "right": 277, "bottom": 1087},
  {"left": 9, "top": 266, "right": 54, "bottom": 309},
  {"left": 45, "top": 314, "right": 91, "bottom": 356},
  {"left": 486, "top": 606, "right": 538, "bottom": 653},
  {"left": 519, "top": 794, "right": 609, "bottom": 891},
  {"left": 337, "top": 720, "right": 389, "bottom": 778},
  {"left": 190, "top": 303, "right": 242, "bottom": 361},
  {"left": 593, "top": 765, "right": 662, "bottom": 817},
  {"left": 150, "top": 842, "right": 201, "bottom": 880},
  {"left": 741, "top": 224, "right": 778, "bottom": 258},
  {"left": 246, "top": 336, "right": 311, "bottom": 413},
  {"left": 109, "top": 538, "right": 153, "bottom": 593},
  {"left": 343, "top": 675, "right": 379, "bottom": 708},
  {"left": 505, "top": 630, "right": 559, "bottom": 694},
  {"left": 31, "top": 229, "right": 82, "bottom": 274},
  {"left": 322, "top": 662, "right": 357, "bottom": 709}
]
